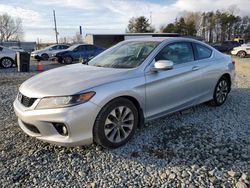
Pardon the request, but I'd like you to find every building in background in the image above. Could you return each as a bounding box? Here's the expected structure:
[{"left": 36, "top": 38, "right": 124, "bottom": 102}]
[
  {"left": 0, "top": 41, "right": 36, "bottom": 52},
  {"left": 84, "top": 33, "right": 180, "bottom": 48}
]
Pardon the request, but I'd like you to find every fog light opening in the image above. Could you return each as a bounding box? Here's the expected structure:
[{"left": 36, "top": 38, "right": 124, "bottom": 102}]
[{"left": 53, "top": 123, "right": 68, "bottom": 136}]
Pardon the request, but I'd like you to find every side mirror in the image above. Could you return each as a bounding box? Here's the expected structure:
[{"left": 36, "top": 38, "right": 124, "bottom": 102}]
[{"left": 151, "top": 60, "right": 173, "bottom": 71}]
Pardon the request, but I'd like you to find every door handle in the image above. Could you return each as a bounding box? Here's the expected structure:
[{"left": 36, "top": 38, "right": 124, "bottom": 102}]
[{"left": 192, "top": 66, "right": 200, "bottom": 71}]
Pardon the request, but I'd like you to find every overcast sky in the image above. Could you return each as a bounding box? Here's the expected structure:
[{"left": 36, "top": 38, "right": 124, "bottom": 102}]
[{"left": 0, "top": 0, "right": 249, "bottom": 42}]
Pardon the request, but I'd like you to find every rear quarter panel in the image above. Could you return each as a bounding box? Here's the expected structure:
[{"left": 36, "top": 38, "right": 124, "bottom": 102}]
[{"left": 199, "top": 53, "right": 234, "bottom": 102}]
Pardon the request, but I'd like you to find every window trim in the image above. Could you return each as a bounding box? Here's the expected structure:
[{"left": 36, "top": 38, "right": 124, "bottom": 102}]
[{"left": 192, "top": 42, "right": 212, "bottom": 60}]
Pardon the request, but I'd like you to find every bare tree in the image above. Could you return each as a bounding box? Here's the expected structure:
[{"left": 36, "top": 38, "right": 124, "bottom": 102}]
[
  {"left": 0, "top": 13, "right": 23, "bottom": 42},
  {"left": 71, "top": 33, "right": 82, "bottom": 43}
]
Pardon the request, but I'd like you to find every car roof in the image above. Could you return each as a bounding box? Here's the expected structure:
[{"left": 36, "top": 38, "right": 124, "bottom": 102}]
[
  {"left": 124, "top": 37, "right": 204, "bottom": 43},
  {"left": 124, "top": 37, "right": 216, "bottom": 51},
  {"left": 48, "top": 44, "right": 69, "bottom": 47}
]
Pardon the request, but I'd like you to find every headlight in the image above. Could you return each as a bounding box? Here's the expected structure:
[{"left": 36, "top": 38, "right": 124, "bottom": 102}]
[{"left": 35, "top": 92, "right": 95, "bottom": 109}]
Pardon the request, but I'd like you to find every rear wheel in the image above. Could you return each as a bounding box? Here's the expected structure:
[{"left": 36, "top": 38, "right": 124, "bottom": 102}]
[
  {"left": 210, "top": 76, "right": 230, "bottom": 106},
  {"left": 63, "top": 56, "right": 73, "bottom": 64},
  {"left": 0, "top": 58, "right": 13, "bottom": 68},
  {"left": 237, "top": 50, "right": 246, "bottom": 58},
  {"left": 93, "top": 98, "right": 138, "bottom": 148}
]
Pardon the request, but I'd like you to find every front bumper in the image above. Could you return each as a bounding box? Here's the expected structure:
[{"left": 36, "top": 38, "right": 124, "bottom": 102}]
[
  {"left": 31, "top": 53, "right": 38, "bottom": 58},
  {"left": 13, "top": 98, "right": 101, "bottom": 146},
  {"left": 230, "top": 50, "right": 238, "bottom": 55}
]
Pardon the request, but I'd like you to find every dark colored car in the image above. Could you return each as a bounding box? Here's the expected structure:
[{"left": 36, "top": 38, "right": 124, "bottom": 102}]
[
  {"left": 212, "top": 41, "right": 241, "bottom": 53},
  {"left": 53, "top": 44, "right": 104, "bottom": 64}
]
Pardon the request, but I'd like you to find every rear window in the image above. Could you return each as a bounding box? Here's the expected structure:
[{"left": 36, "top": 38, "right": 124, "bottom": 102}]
[{"left": 194, "top": 43, "right": 212, "bottom": 60}]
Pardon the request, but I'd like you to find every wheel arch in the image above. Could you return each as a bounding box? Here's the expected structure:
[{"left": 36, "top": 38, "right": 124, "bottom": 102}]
[
  {"left": 119, "top": 95, "right": 144, "bottom": 128},
  {"left": 220, "top": 73, "right": 231, "bottom": 91},
  {"left": 237, "top": 50, "right": 247, "bottom": 56},
  {"left": 0, "top": 56, "right": 15, "bottom": 62},
  {"left": 95, "top": 95, "right": 145, "bottom": 128}
]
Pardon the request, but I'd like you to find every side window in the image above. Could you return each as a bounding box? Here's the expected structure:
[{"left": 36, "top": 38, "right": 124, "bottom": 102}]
[
  {"left": 62, "top": 45, "right": 69, "bottom": 49},
  {"left": 0, "top": 47, "right": 3, "bottom": 51},
  {"left": 57, "top": 45, "right": 63, "bottom": 50},
  {"left": 155, "top": 42, "right": 194, "bottom": 64},
  {"left": 194, "top": 43, "right": 212, "bottom": 60},
  {"left": 78, "top": 45, "right": 86, "bottom": 51},
  {"left": 222, "top": 41, "right": 229, "bottom": 45},
  {"left": 50, "top": 46, "right": 58, "bottom": 50},
  {"left": 86, "top": 45, "right": 94, "bottom": 51}
]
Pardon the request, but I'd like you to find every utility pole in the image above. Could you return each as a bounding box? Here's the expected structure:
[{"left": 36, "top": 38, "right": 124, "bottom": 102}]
[
  {"left": 53, "top": 10, "right": 58, "bottom": 44},
  {"left": 150, "top": 11, "right": 152, "bottom": 25}
]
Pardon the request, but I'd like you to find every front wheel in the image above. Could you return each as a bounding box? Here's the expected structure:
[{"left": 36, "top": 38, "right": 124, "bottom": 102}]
[
  {"left": 210, "top": 76, "right": 230, "bottom": 106},
  {"left": 41, "top": 53, "right": 49, "bottom": 60},
  {"left": 62, "top": 56, "right": 73, "bottom": 64},
  {"left": 93, "top": 98, "right": 138, "bottom": 148}
]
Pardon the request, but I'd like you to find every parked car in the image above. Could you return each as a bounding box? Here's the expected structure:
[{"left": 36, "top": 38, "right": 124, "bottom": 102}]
[
  {"left": 14, "top": 37, "right": 235, "bottom": 148},
  {"left": 31, "top": 44, "right": 69, "bottom": 60},
  {"left": 231, "top": 43, "right": 250, "bottom": 58},
  {"left": 212, "top": 41, "right": 241, "bottom": 53},
  {"left": 52, "top": 44, "right": 104, "bottom": 64},
  {"left": 0, "top": 45, "right": 16, "bottom": 68},
  {"left": 9, "top": 46, "right": 26, "bottom": 52}
]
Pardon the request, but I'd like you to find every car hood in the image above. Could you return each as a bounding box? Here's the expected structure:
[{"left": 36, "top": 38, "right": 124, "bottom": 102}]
[
  {"left": 19, "top": 64, "right": 135, "bottom": 98},
  {"left": 31, "top": 49, "right": 43, "bottom": 54}
]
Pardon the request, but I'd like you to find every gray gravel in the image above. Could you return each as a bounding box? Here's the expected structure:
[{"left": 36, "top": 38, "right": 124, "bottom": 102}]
[{"left": 0, "top": 57, "right": 250, "bottom": 187}]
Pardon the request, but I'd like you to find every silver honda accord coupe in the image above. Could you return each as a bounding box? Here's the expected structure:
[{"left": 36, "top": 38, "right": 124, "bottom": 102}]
[{"left": 14, "top": 37, "right": 235, "bottom": 148}]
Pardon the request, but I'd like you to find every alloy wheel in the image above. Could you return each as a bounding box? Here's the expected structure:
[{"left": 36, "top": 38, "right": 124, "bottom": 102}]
[
  {"left": 216, "top": 80, "right": 228, "bottom": 104},
  {"left": 64, "top": 57, "right": 72, "bottom": 64},
  {"left": 104, "top": 106, "right": 134, "bottom": 143},
  {"left": 1, "top": 58, "right": 12, "bottom": 68},
  {"left": 238, "top": 51, "right": 246, "bottom": 58}
]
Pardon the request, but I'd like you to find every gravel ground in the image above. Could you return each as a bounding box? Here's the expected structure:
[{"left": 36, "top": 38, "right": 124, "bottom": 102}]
[{"left": 0, "top": 57, "right": 250, "bottom": 187}]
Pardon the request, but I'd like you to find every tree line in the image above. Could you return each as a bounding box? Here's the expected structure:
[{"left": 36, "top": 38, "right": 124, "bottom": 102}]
[
  {"left": 127, "top": 9, "right": 250, "bottom": 43},
  {"left": 0, "top": 13, "right": 23, "bottom": 42}
]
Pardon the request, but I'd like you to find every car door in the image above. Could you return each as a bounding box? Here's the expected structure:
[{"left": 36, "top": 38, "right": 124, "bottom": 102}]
[
  {"left": 72, "top": 45, "right": 86, "bottom": 60},
  {"left": 145, "top": 42, "right": 204, "bottom": 120},
  {"left": 85, "top": 45, "right": 96, "bottom": 59}
]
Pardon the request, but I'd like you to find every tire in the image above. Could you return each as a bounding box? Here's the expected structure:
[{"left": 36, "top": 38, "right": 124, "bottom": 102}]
[
  {"left": 41, "top": 53, "right": 49, "bottom": 60},
  {"left": 210, "top": 76, "right": 230, "bottom": 106},
  {"left": 62, "top": 56, "right": 73, "bottom": 64},
  {"left": 0, "top": 57, "right": 14, "bottom": 68},
  {"left": 93, "top": 98, "right": 139, "bottom": 148},
  {"left": 237, "top": 50, "right": 246, "bottom": 58}
]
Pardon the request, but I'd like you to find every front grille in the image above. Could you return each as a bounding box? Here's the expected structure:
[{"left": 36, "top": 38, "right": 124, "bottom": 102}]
[
  {"left": 18, "top": 93, "right": 37, "bottom": 107},
  {"left": 22, "top": 121, "right": 40, "bottom": 134}
]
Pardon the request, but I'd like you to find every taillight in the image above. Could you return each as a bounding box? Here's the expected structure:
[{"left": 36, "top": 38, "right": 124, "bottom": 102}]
[{"left": 232, "top": 60, "right": 235, "bottom": 65}]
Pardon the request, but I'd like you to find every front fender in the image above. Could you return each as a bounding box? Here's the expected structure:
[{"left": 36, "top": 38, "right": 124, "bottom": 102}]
[{"left": 89, "top": 76, "right": 146, "bottom": 116}]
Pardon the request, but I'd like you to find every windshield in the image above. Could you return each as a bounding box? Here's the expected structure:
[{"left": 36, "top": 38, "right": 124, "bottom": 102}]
[{"left": 88, "top": 41, "right": 159, "bottom": 68}]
